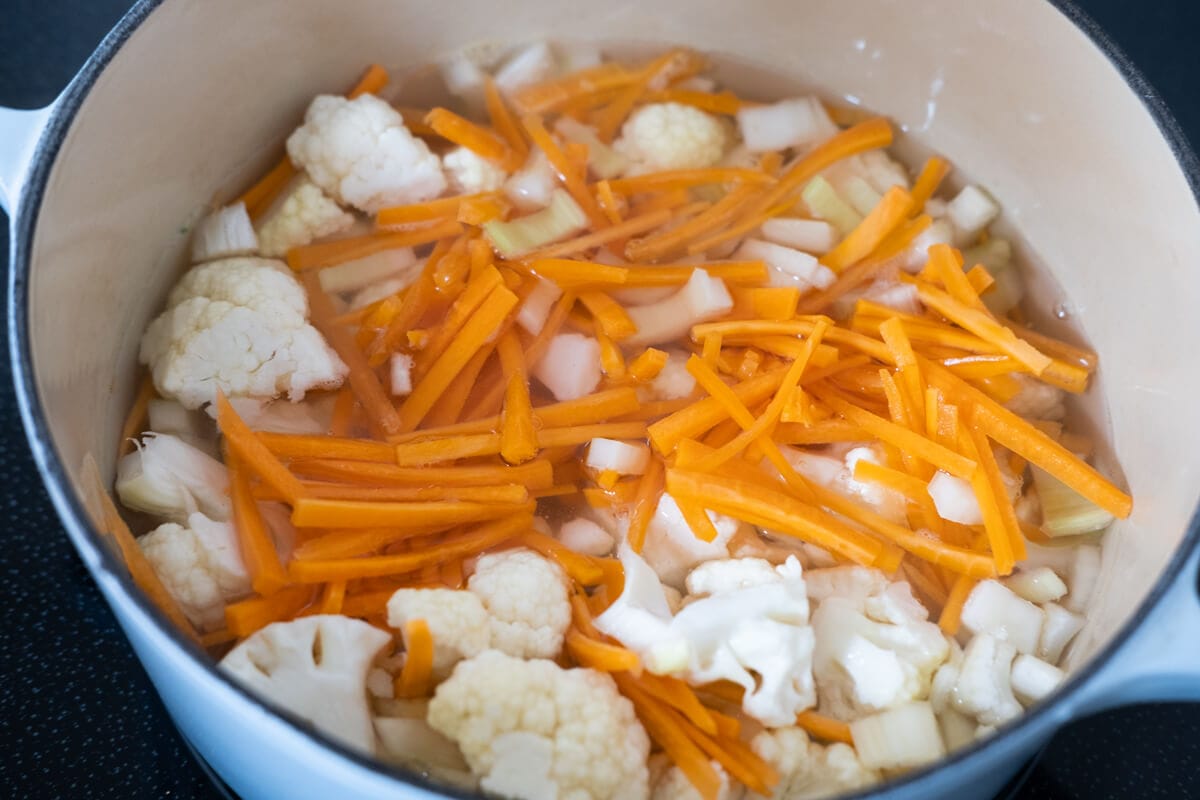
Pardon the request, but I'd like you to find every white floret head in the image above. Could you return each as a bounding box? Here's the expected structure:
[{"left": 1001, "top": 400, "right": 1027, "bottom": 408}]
[
  {"left": 468, "top": 548, "right": 571, "bottom": 659},
  {"left": 442, "top": 146, "right": 508, "bottom": 195},
  {"left": 616, "top": 103, "right": 728, "bottom": 172},
  {"left": 255, "top": 176, "right": 355, "bottom": 257},
  {"left": 386, "top": 588, "right": 491, "bottom": 678},
  {"left": 138, "top": 513, "right": 250, "bottom": 631},
  {"left": 751, "top": 726, "right": 879, "bottom": 800}
]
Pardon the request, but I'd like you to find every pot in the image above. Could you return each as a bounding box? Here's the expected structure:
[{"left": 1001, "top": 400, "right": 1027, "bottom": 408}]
[{"left": 4, "top": 0, "right": 1200, "bottom": 797}]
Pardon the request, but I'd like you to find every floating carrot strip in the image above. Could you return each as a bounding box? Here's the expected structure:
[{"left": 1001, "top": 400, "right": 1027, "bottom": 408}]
[
  {"left": 916, "top": 282, "right": 1053, "bottom": 375},
  {"left": 512, "top": 63, "right": 637, "bottom": 114},
  {"left": 516, "top": 531, "right": 606, "bottom": 585},
  {"left": 328, "top": 386, "right": 356, "bottom": 437},
  {"left": 396, "top": 619, "right": 434, "bottom": 698},
  {"left": 925, "top": 243, "right": 985, "bottom": 310},
  {"left": 643, "top": 88, "right": 749, "bottom": 115},
  {"left": 424, "top": 342, "right": 498, "bottom": 428},
  {"left": 367, "top": 266, "right": 438, "bottom": 366},
  {"left": 579, "top": 291, "right": 638, "bottom": 339},
  {"left": 968, "top": 421, "right": 1028, "bottom": 563},
  {"left": 1001, "top": 320, "right": 1098, "bottom": 371},
  {"left": 627, "top": 458, "right": 665, "bottom": 553},
  {"left": 225, "top": 585, "right": 315, "bottom": 638},
  {"left": 215, "top": 392, "right": 306, "bottom": 503},
  {"left": 483, "top": 76, "right": 529, "bottom": 167},
  {"left": 908, "top": 156, "right": 951, "bottom": 213},
  {"left": 239, "top": 158, "right": 297, "bottom": 220},
  {"left": 594, "top": 180, "right": 624, "bottom": 225},
  {"left": 398, "top": 284, "right": 518, "bottom": 431},
  {"left": 674, "top": 495, "right": 721, "bottom": 543},
  {"left": 648, "top": 366, "right": 787, "bottom": 454},
  {"left": 294, "top": 524, "right": 453, "bottom": 561},
  {"left": 392, "top": 433, "right": 501, "bottom": 466},
  {"left": 528, "top": 258, "right": 629, "bottom": 286},
  {"left": 596, "top": 325, "right": 628, "bottom": 379},
  {"left": 228, "top": 455, "right": 289, "bottom": 597},
  {"left": 821, "top": 186, "right": 913, "bottom": 272},
  {"left": 795, "top": 710, "right": 854, "bottom": 745},
  {"left": 939, "top": 571, "right": 978, "bottom": 635},
  {"left": 627, "top": 348, "right": 669, "bottom": 382},
  {"left": 375, "top": 195, "right": 472, "bottom": 228},
  {"left": 773, "top": 420, "right": 867, "bottom": 445},
  {"left": 415, "top": 266, "right": 504, "bottom": 379},
  {"left": 290, "top": 483, "right": 528, "bottom": 505},
  {"left": 925, "top": 362, "right": 1130, "bottom": 517},
  {"left": 852, "top": 459, "right": 935, "bottom": 507},
  {"left": 302, "top": 274, "right": 405, "bottom": 437},
  {"left": 955, "top": 425, "right": 1016, "bottom": 575},
  {"left": 522, "top": 113, "right": 609, "bottom": 229},
  {"left": 425, "top": 107, "right": 511, "bottom": 164},
  {"left": 289, "top": 457, "right": 553, "bottom": 490},
  {"left": 606, "top": 168, "right": 773, "bottom": 195},
  {"left": 459, "top": 193, "right": 511, "bottom": 226},
  {"left": 526, "top": 207, "right": 674, "bottom": 260},
  {"left": 289, "top": 513, "right": 532, "bottom": 582},
  {"left": 565, "top": 629, "right": 642, "bottom": 673},
  {"left": 291, "top": 493, "right": 531, "bottom": 530},
  {"left": 625, "top": 183, "right": 759, "bottom": 262},
  {"left": 347, "top": 63, "right": 389, "bottom": 98},
  {"left": 317, "top": 580, "right": 347, "bottom": 615},
  {"left": 117, "top": 375, "right": 156, "bottom": 457},
  {"left": 879, "top": 317, "right": 926, "bottom": 431},
  {"left": 497, "top": 331, "right": 538, "bottom": 465},
  {"left": 286, "top": 219, "right": 463, "bottom": 271},
  {"left": 258, "top": 432, "right": 395, "bottom": 463}
]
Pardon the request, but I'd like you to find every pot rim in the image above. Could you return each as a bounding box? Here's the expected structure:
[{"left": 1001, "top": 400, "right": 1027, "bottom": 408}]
[{"left": 7, "top": 1, "right": 1200, "bottom": 797}]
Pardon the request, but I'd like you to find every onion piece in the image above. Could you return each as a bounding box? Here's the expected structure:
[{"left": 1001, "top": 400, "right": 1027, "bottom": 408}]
[
  {"left": 515, "top": 279, "right": 563, "bottom": 335},
  {"left": 801, "top": 175, "right": 863, "bottom": 236},
  {"left": 1002, "top": 566, "right": 1068, "bottom": 604},
  {"left": 624, "top": 269, "right": 733, "bottom": 347},
  {"left": 735, "top": 238, "right": 835, "bottom": 290},
  {"left": 532, "top": 333, "right": 602, "bottom": 401},
  {"left": 557, "top": 518, "right": 615, "bottom": 557},
  {"left": 850, "top": 702, "right": 946, "bottom": 771},
  {"left": 318, "top": 247, "right": 418, "bottom": 294},
  {"left": 759, "top": 217, "right": 839, "bottom": 255},
  {"left": 1010, "top": 654, "right": 1065, "bottom": 704},
  {"left": 736, "top": 96, "right": 835, "bottom": 153},
  {"left": 191, "top": 202, "right": 258, "bottom": 263},
  {"left": 585, "top": 438, "right": 651, "bottom": 475},
  {"left": 927, "top": 470, "right": 983, "bottom": 526}
]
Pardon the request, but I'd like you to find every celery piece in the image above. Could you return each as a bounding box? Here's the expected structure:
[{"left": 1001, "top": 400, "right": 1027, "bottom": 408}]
[
  {"left": 801, "top": 176, "right": 862, "bottom": 237},
  {"left": 962, "top": 238, "right": 1012, "bottom": 272},
  {"left": 1031, "top": 465, "right": 1115, "bottom": 537},
  {"left": 484, "top": 189, "right": 588, "bottom": 258}
]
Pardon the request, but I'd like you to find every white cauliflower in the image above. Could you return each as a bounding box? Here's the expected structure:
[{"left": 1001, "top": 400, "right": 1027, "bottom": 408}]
[
  {"left": 255, "top": 176, "right": 355, "bottom": 257},
  {"left": 139, "top": 512, "right": 250, "bottom": 631},
  {"left": 946, "top": 633, "right": 1022, "bottom": 726},
  {"left": 116, "top": 432, "right": 230, "bottom": 522},
  {"left": 427, "top": 650, "right": 651, "bottom": 800},
  {"left": 752, "top": 727, "right": 878, "bottom": 800},
  {"left": 468, "top": 548, "right": 571, "bottom": 659},
  {"left": 220, "top": 615, "right": 391, "bottom": 754},
  {"left": 810, "top": 580, "right": 950, "bottom": 720},
  {"left": 616, "top": 103, "right": 728, "bottom": 173},
  {"left": 641, "top": 494, "right": 742, "bottom": 588},
  {"left": 386, "top": 588, "right": 490, "bottom": 679},
  {"left": 652, "top": 763, "right": 742, "bottom": 800},
  {"left": 140, "top": 257, "right": 347, "bottom": 409},
  {"left": 287, "top": 93, "right": 446, "bottom": 213},
  {"left": 442, "top": 146, "right": 508, "bottom": 194}
]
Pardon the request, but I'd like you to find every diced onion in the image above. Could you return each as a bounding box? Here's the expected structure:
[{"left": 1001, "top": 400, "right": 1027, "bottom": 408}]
[
  {"left": 532, "top": 333, "right": 602, "bottom": 401},
  {"left": 557, "top": 518, "right": 614, "bottom": 556},
  {"left": 555, "top": 117, "right": 630, "bottom": 179},
  {"left": 318, "top": 247, "right": 419, "bottom": 294},
  {"left": 515, "top": 279, "right": 563, "bottom": 335},
  {"left": 585, "top": 438, "right": 651, "bottom": 475},
  {"left": 494, "top": 42, "right": 558, "bottom": 95},
  {"left": 947, "top": 184, "right": 1000, "bottom": 239},
  {"left": 625, "top": 269, "right": 733, "bottom": 347},
  {"left": 735, "top": 238, "right": 835, "bottom": 290},
  {"left": 1037, "top": 603, "right": 1084, "bottom": 664},
  {"left": 1002, "top": 566, "right": 1068, "bottom": 604},
  {"left": 191, "top": 202, "right": 258, "bottom": 263},
  {"left": 1010, "top": 654, "right": 1065, "bottom": 704},
  {"left": 927, "top": 470, "right": 983, "bottom": 526},
  {"left": 736, "top": 96, "right": 835, "bottom": 153},
  {"left": 759, "top": 217, "right": 839, "bottom": 255},
  {"left": 850, "top": 701, "right": 946, "bottom": 771},
  {"left": 843, "top": 176, "right": 883, "bottom": 216},
  {"left": 960, "top": 580, "right": 1045, "bottom": 655},
  {"left": 1031, "top": 465, "right": 1115, "bottom": 538},
  {"left": 390, "top": 353, "right": 414, "bottom": 396}
]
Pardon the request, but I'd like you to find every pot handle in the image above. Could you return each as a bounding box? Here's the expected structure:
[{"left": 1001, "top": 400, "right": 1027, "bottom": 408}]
[
  {"left": 1074, "top": 540, "right": 1200, "bottom": 712},
  {"left": 0, "top": 102, "right": 56, "bottom": 215}
]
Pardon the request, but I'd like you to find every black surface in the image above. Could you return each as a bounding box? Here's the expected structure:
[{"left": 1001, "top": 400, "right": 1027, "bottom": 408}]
[{"left": 1, "top": 1, "right": 1198, "bottom": 798}]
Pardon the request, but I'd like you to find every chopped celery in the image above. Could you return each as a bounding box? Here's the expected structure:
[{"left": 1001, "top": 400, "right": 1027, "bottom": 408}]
[
  {"left": 961, "top": 238, "right": 1012, "bottom": 272},
  {"left": 484, "top": 189, "right": 588, "bottom": 258},
  {"left": 801, "top": 176, "right": 862, "bottom": 236},
  {"left": 1031, "top": 465, "right": 1115, "bottom": 537},
  {"left": 964, "top": 239, "right": 1021, "bottom": 317}
]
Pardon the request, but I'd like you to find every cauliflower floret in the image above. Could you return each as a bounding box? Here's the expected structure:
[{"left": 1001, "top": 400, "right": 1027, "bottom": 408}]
[
  {"left": 751, "top": 727, "right": 878, "bottom": 800},
  {"left": 386, "top": 588, "right": 491, "bottom": 678},
  {"left": 428, "top": 650, "right": 651, "bottom": 800},
  {"left": 220, "top": 615, "right": 391, "bottom": 754},
  {"left": 442, "top": 146, "right": 508, "bottom": 194},
  {"left": 139, "top": 512, "right": 250, "bottom": 631},
  {"left": 810, "top": 580, "right": 950, "bottom": 720},
  {"left": 116, "top": 432, "right": 230, "bottom": 522},
  {"left": 287, "top": 93, "right": 446, "bottom": 213},
  {"left": 616, "top": 103, "right": 728, "bottom": 173},
  {"left": 641, "top": 494, "right": 742, "bottom": 589},
  {"left": 140, "top": 257, "right": 347, "bottom": 409},
  {"left": 467, "top": 548, "right": 571, "bottom": 659},
  {"left": 652, "top": 763, "right": 742, "bottom": 800},
  {"left": 948, "top": 633, "right": 1022, "bottom": 726},
  {"left": 255, "top": 176, "right": 355, "bottom": 257}
]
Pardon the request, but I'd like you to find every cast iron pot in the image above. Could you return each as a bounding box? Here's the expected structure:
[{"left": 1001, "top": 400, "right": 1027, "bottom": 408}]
[{"left": 4, "top": 1, "right": 1200, "bottom": 798}]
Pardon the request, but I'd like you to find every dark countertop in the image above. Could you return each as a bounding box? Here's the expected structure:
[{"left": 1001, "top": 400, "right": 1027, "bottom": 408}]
[{"left": 1, "top": 2, "right": 1198, "bottom": 798}]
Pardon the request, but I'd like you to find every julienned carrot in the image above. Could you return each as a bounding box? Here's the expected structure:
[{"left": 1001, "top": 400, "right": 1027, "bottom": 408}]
[
  {"left": 347, "top": 63, "right": 389, "bottom": 99},
  {"left": 317, "top": 580, "right": 348, "bottom": 615},
  {"left": 1001, "top": 320, "right": 1098, "bottom": 371},
  {"left": 624, "top": 183, "right": 760, "bottom": 262},
  {"left": 908, "top": 156, "right": 951, "bottom": 213},
  {"left": 215, "top": 392, "right": 306, "bottom": 504},
  {"left": 286, "top": 219, "right": 463, "bottom": 271},
  {"left": 239, "top": 158, "right": 297, "bottom": 220},
  {"left": 773, "top": 420, "right": 869, "bottom": 445},
  {"left": 225, "top": 585, "right": 315, "bottom": 638},
  {"left": 821, "top": 186, "right": 913, "bottom": 272},
  {"left": 423, "top": 341, "right": 499, "bottom": 428},
  {"left": 852, "top": 459, "right": 934, "bottom": 506},
  {"left": 879, "top": 317, "right": 926, "bottom": 431},
  {"left": 395, "top": 619, "right": 435, "bottom": 698},
  {"left": 392, "top": 433, "right": 502, "bottom": 466},
  {"left": 522, "top": 113, "right": 609, "bottom": 229},
  {"left": 939, "top": 572, "right": 977, "bottom": 635},
  {"left": 526, "top": 207, "right": 674, "bottom": 260},
  {"left": 425, "top": 107, "right": 513, "bottom": 166},
  {"left": 289, "top": 482, "right": 528, "bottom": 505},
  {"left": 367, "top": 266, "right": 438, "bottom": 366},
  {"left": 375, "top": 194, "right": 473, "bottom": 228},
  {"left": 293, "top": 524, "right": 454, "bottom": 561},
  {"left": 968, "top": 422, "right": 1028, "bottom": 564},
  {"left": 647, "top": 367, "right": 787, "bottom": 454},
  {"left": 398, "top": 284, "right": 519, "bottom": 432},
  {"left": 82, "top": 456, "right": 200, "bottom": 642},
  {"left": 497, "top": 331, "right": 538, "bottom": 465},
  {"left": 512, "top": 62, "right": 637, "bottom": 114},
  {"left": 643, "top": 88, "right": 750, "bottom": 115},
  {"left": 483, "top": 76, "right": 529, "bottom": 167},
  {"left": 596, "top": 326, "right": 627, "bottom": 379},
  {"left": 916, "top": 283, "right": 1053, "bottom": 375},
  {"left": 579, "top": 291, "right": 638, "bottom": 339},
  {"left": 955, "top": 426, "right": 1016, "bottom": 575},
  {"left": 228, "top": 455, "right": 289, "bottom": 597},
  {"left": 289, "top": 512, "right": 532, "bottom": 582},
  {"left": 666, "top": 468, "right": 883, "bottom": 566},
  {"left": 627, "top": 348, "right": 669, "bottom": 382},
  {"left": 527, "top": 258, "right": 629, "bottom": 286},
  {"left": 606, "top": 168, "right": 773, "bottom": 195},
  {"left": 565, "top": 629, "right": 642, "bottom": 673},
  {"left": 118, "top": 375, "right": 156, "bottom": 457},
  {"left": 302, "top": 274, "right": 405, "bottom": 437},
  {"left": 415, "top": 266, "right": 504, "bottom": 378},
  {"left": 623, "top": 262, "right": 768, "bottom": 287},
  {"left": 258, "top": 432, "right": 395, "bottom": 463},
  {"left": 674, "top": 494, "right": 721, "bottom": 543},
  {"left": 627, "top": 458, "right": 665, "bottom": 553},
  {"left": 925, "top": 362, "right": 1131, "bottom": 518},
  {"left": 291, "top": 494, "right": 532, "bottom": 530},
  {"left": 927, "top": 243, "right": 985, "bottom": 310},
  {"left": 289, "top": 457, "right": 554, "bottom": 490},
  {"left": 795, "top": 710, "right": 854, "bottom": 745}
]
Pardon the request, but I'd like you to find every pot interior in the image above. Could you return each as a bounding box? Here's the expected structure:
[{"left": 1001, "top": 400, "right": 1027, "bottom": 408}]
[{"left": 19, "top": 0, "right": 1200, "bottom": 745}]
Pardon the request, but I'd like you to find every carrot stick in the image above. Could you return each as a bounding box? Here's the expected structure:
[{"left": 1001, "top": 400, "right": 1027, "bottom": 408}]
[
  {"left": 375, "top": 195, "right": 471, "bottom": 228},
  {"left": 525, "top": 207, "right": 673, "bottom": 260},
  {"left": 302, "top": 273, "right": 405, "bottom": 437},
  {"left": 225, "top": 585, "right": 315, "bottom": 638},
  {"left": 939, "top": 572, "right": 977, "bottom": 635},
  {"left": 289, "top": 457, "right": 554, "bottom": 489},
  {"left": 522, "top": 113, "right": 609, "bottom": 229},
  {"left": 288, "top": 220, "right": 464, "bottom": 271},
  {"left": 392, "top": 433, "right": 501, "bottom": 466},
  {"left": 425, "top": 107, "right": 512, "bottom": 165},
  {"left": 908, "top": 156, "right": 951, "bottom": 213},
  {"left": 627, "top": 458, "right": 665, "bottom": 553},
  {"left": 968, "top": 422, "right": 1028, "bottom": 564},
  {"left": 118, "top": 375, "right": 156, "bottom": 457},
  {"left": 293, "top": 525, "right": 453, "bottom": 561},
  {"left": 289, "top": 482, "right": 528, "bottom": 505},
  {"left": 367, "top": 265, "right": 438, "bottom": 366},
  {"left": 606, "top": 168, "right": 773, "bottom": 195},
  {"left": 565, "top": 629, "right": 642, "bottom": 673},
  {"left": 596, "top": 326, "right": 628, "bottom": 379},
  {"left": 414, "top": 266, "right": 504, "bottom": 379},
  {"left": 674, "top": 495, "right": 721, "bottom": 543},
  {"left": 289, "top": 513, "right": 532, "bottom": 582},
  {"left": 821, "top": 186, "right": 913, "bottom": 272},
  {"left": 395, "top": 619, "right": 435, "bottom": 698},
  {"left": 484, "top": 76, "right": 529, "bottom": 167},
  {"left": 647, "top": 367, "right": 787, "bottom": 454},
  {"left": 916, "top": 282, "right": 1053, "bottom": 375},
  {"left": 258, "top": 432, "right": 395, "bottom": 463},
  {"left": 228, "top": 454, "right": 289, "bottom": 597},
  {"left": 1001, "top": 320, "right": 1098, "bottom": 371},
  {"left": 795, "top": 710, "right": 854, "bottom": 745},
  {"left": 512, "top": 63, "right": 637, "bottom": 114},
  {"left": 239, "top": 158, "right": 297, "bottom": 220},
  {"left": 643, "top": 88, "right": 750, "bottom": 114},
  {"left": 317, "top": 580, "right": 347, "bottom": 614},
  {"left": 215, "top": 392, "right": 306, "bottom": 504},
  {"left": 579, "top": 291, "right": 638, "bottom": 339},
  {"left": 515, "top": 531, "right": 608, "bottom": 586},
  {"left": 330, "top": 387, "right": 357, "bottom": 437},
  {"left": 627, "top": 348, "right": 669, "bottom": 382},
  {"left": 291, "top": 495, "right": 531, "bottom": 530},
  {"left": 497, "top": 331, "right": 538, "bottom": 465},
  {"left": 347, "top": 63, "right": 389, "bottom": 99},
  {"left": 397, "top": 284, "right": 519, "bottom": 431},
  {"left": 624, "top": 183, "right": 760, "bottom": 262}
]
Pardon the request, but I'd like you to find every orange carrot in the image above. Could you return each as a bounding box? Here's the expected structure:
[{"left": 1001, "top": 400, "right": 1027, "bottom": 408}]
[
  {"left": 522, "top": 113, "right": 609, "bottom": 229},
  {"left": 286, "top": 482, "right": 528, "bottom": 505},
  {"left": 347, "top": 63, "right": 389, "bottom": 99},
  {"left": 516, "top": 531, "right": 609, "bottom": 586},
  {"left": 238, "top": 158, "right": 297, "bottom": 220},
  {"left": 258, "top": 432, "right": 395, "bottom": 463},
  {"left": 497, "top": 331, "right": 538, "bottom": 465},
  {"left": 425, "top": 107, "right": 512, "bottom": 165},
  {"left": 821, "top": 186, "right": 913, "bottom": 272},
  {"left": 286, "top": 219, "right": 464, "bottom": 271},
  {"left": 483, "top": 76, "right": 529, "bottom": 167},
  {"left": 317, "top": 580, "right": 348, "bottom": 615},
  {"left": 118, "top": 375, "right": 156, "bottom": 457},
  {"left": 643, "top": 88, "right": 750, "bottom": 115},
  {"left": 289, "top": 457, "right": 554, "bottom": 490},
  {"left": 526, "top": 207, "right": 673, "bottom": 260},
  {"left": 916, "top": 282, "right": 1053, "bottom": 375},
  {"left": 627, "top": 348, "right": 669, "bottom": 382},
  {"left": 627, "top": 458, "right": 665, "bottom": 553},
  {"left": 395, "top": 619, "right": 434, "bottom": 698},
  {"left": 908, "top": 156, "right": 951, "bottom": 213},
  {"left": 795, "top": 710, "right": 854, "bottom": 745},
  {"left": 565, "top": 629, "right": 642, "bottom": 673},
  {"left": 968, "top": 422, "right": 1027, "bottom": 564},
  {"left": 414, "top": 266, "right": 504, "bottom": 379},
  {"left": 648, "top": 367, "right": 787, "bottom": 454},
  {"left": 375, "top": 195, "right": 470, "bottom": 228},
  {"left": 392, "top": 433, "right": 501, "bottom": 466},
  {"left": 617, "top": 677, "right": 723, "bottom": 800},
  {"left": 228, "top": 454, "right": 289, "bottom": 596},
  {"left": 216, "top": 392, "right": 306, "bottom": 504},
  {"left": 939, "top": 572, "right": 977, "bottom": 635},
  {"left": 606, "top": 168, "right": 773, "bottom": 195},
  {"left": 293, "top": 525, "right": 454, "bottom": 561},
  {"left": 291, "top": 495, "right": 532, "bottom": 531},
  {"left": 225, "top": 585, "right": 315, "bottom": 638},
  {"left": 579, "top": 291, "right": 637, "bottom": 339}
]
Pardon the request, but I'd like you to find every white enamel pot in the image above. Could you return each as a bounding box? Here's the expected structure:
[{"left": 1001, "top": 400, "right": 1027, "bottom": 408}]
[{"left": 5, "top": 1, "right": 1200, "bottom": 798}]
